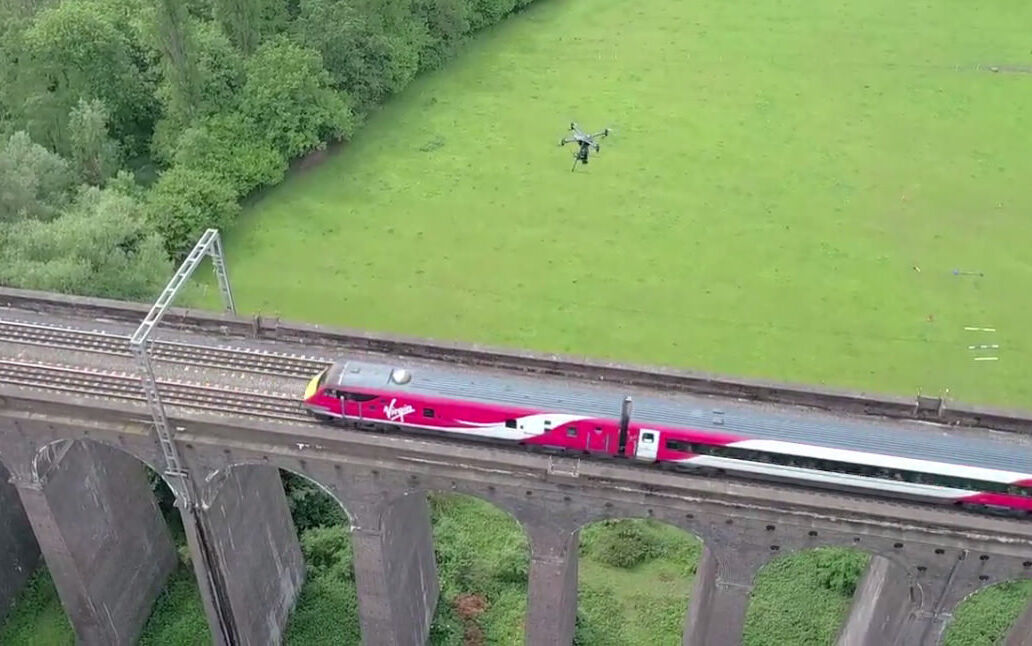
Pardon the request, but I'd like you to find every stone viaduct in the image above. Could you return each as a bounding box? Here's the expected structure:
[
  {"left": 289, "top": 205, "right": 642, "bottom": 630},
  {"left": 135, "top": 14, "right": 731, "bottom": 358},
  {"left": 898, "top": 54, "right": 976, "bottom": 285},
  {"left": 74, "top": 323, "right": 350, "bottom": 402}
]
[{"left": 1, "top": 386, "right": 1031, "bottom": 646}]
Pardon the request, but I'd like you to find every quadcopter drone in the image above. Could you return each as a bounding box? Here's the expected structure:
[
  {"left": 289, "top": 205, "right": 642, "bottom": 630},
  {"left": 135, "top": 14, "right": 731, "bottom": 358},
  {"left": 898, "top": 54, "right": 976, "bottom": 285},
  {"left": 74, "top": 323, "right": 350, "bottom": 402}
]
[{"left": 559, "top": 122, "right": 611, "bottom": 171}]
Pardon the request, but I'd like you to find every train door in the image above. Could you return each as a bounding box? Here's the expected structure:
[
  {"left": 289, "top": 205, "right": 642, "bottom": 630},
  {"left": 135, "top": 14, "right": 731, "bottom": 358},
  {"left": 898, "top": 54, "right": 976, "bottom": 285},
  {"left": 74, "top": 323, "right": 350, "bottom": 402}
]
[
  {"left": 634, "top": 429, "right": 660, "bottom": 461},
  {"left": 588, "top": 425, "right": 611, "bottom": 454}
]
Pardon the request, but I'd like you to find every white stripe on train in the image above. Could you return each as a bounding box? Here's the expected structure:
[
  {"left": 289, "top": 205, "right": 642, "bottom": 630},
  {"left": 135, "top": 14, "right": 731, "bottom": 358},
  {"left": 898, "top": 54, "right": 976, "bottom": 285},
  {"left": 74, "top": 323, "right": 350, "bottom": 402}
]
[
  {"left": 725, "top": 438, "right": 1032, "bottom": 485},
  {"left": 677, "top": 455, "right": 971, "bottom": 499}
]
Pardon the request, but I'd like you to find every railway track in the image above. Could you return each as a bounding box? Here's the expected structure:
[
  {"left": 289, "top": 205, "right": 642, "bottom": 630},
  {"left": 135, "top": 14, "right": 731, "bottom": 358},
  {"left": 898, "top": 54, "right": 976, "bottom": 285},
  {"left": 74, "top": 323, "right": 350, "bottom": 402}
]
[
  {"left": 4, "top": 286, "right": 1031, "bottom": 435},
  {"left": 0, "top": 319, "right": 329, "bottom": 379},
  {"left": 0, "top": 361, "right": 1027, "bottom": 528},
  {"left": 0, "top": 359, "right": 310, "bottom": 423}
]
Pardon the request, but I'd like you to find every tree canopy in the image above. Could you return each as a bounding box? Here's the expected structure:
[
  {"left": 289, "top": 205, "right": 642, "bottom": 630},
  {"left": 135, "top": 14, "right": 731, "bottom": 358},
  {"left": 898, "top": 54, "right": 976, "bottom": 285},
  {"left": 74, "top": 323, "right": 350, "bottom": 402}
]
[{"left": 0, "top": 0, "right": 542, "bottom": 293}]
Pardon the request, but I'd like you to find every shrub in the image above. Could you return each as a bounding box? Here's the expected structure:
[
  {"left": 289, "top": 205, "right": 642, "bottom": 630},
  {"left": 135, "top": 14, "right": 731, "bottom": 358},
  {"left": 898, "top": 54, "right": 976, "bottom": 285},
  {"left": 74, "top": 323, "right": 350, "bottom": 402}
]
[
  {"left": 300, "top": 526, "right": 354, "bottom": 581},
  {"left": 413, "top": 0, "right": 471, "bottom": 71},
  {"left": 0, "top": 131, "right": 75, "bottom": 222},
  {"left": 172, "top": 111, "right": 286, "bottom": 198},
  {"left": 0, "top": 184, "right": 172, "bottom": 299},
  {"left": 582, "top": 519, "right": 664, "bottom": 569},
  {"left": 239, "top": 36, "right": 354, "bottom": 159},
  {"left": 145, "top": 165, "right": 240, "bottom": 258},
  {"left": 282, "top": 472, "right": 347, "bottom": 532},
  {"left": 814, "top": 549, "right": 868, "bottom": 597},
  {"left": 469, "top": 0, "right": 517, "bottom": 31}
]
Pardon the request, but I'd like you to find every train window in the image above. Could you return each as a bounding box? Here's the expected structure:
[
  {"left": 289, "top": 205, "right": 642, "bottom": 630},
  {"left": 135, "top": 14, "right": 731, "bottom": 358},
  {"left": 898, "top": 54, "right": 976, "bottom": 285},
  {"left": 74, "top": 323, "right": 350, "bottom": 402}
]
[
  {"left": 423, "top": 408, "right": 435, "bottom": 418},
  {"left": 505, "top": 419, "right": 517, "bottom": 428},
  {"left": 346, "top": 392, "right": 378, "bottom": 402},
  {"left": 566, "top": 426, "right": 577, "bottom": 437}
]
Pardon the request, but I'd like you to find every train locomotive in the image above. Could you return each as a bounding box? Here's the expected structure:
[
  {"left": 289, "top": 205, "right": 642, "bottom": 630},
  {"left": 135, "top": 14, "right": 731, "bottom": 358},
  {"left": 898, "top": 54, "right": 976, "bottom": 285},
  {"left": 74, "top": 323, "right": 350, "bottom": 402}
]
[{"left": 301, "top": 358, "right": 1032, "bottom": 516}]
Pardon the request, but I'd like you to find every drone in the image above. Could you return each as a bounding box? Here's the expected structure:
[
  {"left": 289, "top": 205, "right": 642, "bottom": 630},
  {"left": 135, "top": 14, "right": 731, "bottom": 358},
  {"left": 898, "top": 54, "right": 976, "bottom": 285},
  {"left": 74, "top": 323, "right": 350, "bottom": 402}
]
[{"left": 559, "top": 122, "right": 611, "bottom": 171}]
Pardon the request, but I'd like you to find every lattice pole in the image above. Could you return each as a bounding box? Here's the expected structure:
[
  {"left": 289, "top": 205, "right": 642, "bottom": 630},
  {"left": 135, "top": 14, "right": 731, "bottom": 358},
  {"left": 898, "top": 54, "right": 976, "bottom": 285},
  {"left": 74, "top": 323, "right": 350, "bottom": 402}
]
[
  {"left": 130, "top": 229, "right": 238, "bottom": 643},
  {"left": 130, "top": 228, "right": 235, "bottom": 501}
]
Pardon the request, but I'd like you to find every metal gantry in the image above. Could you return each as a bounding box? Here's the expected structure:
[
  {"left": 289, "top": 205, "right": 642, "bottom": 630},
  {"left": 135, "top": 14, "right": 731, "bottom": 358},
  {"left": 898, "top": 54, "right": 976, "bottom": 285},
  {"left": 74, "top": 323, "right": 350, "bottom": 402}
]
[{"left": 130, "top": 229, "right": 236, "bottom": 505}]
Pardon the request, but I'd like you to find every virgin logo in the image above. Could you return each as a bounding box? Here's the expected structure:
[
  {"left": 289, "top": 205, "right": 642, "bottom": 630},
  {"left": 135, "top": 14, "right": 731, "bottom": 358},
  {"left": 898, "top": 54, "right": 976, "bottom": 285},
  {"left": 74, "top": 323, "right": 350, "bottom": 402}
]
[{"left": 384, "top": 398, "right": 415, "bottom": 422}]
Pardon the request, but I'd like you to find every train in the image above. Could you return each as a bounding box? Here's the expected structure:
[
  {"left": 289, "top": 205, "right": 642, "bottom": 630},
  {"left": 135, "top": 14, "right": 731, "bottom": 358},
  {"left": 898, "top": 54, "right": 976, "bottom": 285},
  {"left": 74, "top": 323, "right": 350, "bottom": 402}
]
[{"left": 300, "top": 358, "right": 1032, "bottom": 516}]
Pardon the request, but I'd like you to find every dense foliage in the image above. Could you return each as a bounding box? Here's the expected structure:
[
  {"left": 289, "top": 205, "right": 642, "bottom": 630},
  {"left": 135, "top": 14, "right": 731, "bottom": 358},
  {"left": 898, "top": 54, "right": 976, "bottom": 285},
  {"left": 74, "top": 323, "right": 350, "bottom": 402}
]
[{"left": 0, "top": 0, "right": 542, "bottom": 292}]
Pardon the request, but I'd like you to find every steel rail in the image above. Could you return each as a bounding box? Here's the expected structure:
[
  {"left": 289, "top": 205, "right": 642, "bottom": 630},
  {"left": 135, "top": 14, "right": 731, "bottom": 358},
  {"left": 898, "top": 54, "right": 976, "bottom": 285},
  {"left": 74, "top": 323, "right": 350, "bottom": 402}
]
[
  {"left": 0, "top": 359, "right": 309, "bottom": 423},
  {"left": 0, "top": 319, "right": 328, "bottom": 379},
  {"left": 2, "top": 286, "right": 1031, "bottom": 434}
]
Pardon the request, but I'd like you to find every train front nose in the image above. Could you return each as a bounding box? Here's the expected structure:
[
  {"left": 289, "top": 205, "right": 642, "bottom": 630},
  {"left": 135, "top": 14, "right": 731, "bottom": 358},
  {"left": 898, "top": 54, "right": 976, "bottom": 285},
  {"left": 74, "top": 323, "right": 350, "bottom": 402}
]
[{"left": 304, "top": 368, "right": 327, "bottom": 401}]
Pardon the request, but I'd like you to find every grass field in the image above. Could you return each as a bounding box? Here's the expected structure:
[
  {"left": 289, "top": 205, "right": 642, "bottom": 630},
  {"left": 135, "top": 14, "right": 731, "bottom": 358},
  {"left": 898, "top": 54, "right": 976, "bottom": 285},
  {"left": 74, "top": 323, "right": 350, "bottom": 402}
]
[{"left": 195, "top": 0, "right": 1032, "bottom": 409}]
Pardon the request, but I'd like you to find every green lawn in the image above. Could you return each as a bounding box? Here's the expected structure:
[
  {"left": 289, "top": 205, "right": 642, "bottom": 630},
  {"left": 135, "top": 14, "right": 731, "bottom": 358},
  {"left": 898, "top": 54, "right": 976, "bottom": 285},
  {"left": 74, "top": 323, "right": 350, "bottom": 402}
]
[
  {"left": 577, "top": 519, "right": 700, "bottom": 645},
  {"left": 197, "top": 0, "right": 1032, "bottom": 409}
]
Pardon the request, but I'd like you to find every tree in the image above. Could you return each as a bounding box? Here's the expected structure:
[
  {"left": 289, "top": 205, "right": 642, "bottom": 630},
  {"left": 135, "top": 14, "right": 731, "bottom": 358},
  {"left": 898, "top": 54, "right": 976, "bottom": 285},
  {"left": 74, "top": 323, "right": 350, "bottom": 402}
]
[
  {"left": 145, "top": 165, "right": 241, "bottom": 258},
  {"left": 469, "top": 0, "right": 517, "bottom": 31},
  {"left": 292, "top": 0, "right": 425, "bottom": 114},
  {"left": 146, "top": 0, "right": 204, "bottom": 124},
  {"left": 238, "top": 37, "right": 353, "bottom": 159},
  {"left": 412, "top": 0, "right": 470, "bottom": 71},
  {"left": 213, "top": 0, "right": 288, "bottom": 56},
  {"left": 149, "top": 19, "right": 246, "bottom": 164},
  {"left": 0, "top": 130, "right": 75, "bottom": 222},
  {"left": 172, "top": 111, "right": 286, "bottom": 197},
  {"left": 68, "top": 98, "right": 121, "bottom": 186},
  {"left": 18, "top": 0, "right": 158, "bottom": 156},
  {"left": 0, "top": 183, "right": 171, "bottom": 300}
]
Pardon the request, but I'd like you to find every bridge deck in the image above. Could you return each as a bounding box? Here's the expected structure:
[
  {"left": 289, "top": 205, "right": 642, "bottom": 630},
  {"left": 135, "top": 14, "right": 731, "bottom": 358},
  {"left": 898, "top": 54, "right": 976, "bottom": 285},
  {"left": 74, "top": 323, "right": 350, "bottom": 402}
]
[{"left": 2, "top": 304, "right": 1030, "bottom": 475}]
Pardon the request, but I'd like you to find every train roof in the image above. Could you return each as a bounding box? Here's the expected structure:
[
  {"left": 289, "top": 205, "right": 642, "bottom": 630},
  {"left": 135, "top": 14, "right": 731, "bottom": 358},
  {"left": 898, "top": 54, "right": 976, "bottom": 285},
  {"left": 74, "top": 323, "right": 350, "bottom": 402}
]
[{"left": 321, "top": 358, "right": 1032, "bottom": 475}]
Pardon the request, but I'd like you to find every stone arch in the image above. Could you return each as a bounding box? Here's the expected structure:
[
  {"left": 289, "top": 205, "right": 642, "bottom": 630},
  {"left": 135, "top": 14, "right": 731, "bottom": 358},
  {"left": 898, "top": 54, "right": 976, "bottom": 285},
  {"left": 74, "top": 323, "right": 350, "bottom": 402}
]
[
  {"left": 201, "top": 459, "right": 355, "bottom": 527},
  {"left": 742, "top": 545, "right": 873, "bottom": 646},
  {"left": 574, "top": 515, "right": 703, "bottom": 645},
  {"left": 415, "top": 488, "right": 531, "bottom": 644},
  {"left": 13, "top": 437, "right": 179, "bottom": 645},
  {"left": 942, "top": 575, "right": 1032, "bottom": 645}
]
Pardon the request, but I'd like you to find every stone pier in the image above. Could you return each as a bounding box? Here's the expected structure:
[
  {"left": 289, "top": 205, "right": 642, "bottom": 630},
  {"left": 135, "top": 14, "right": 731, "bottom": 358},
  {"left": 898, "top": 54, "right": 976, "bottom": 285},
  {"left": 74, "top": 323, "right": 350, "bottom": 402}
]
[
  {"left": 0, "top": 463, "right": 39, "bottom": 620},
  {"left": 185, "top": 465, "right": 305, "bottom": 646},
  {"left": 524, "top": 521, "right": 580, "bottom": 646},
  {"left": 682, "top": 543, "right": 768, "bottom": 646},
  {"left": 13, "top": 440, "right": 177, "bottom": 645},
  {"left": 837, "top": 555, "right": 914, "bottom": 645},
  {"left": 349, "top": 492, "right": 439, "bottom": 646}
]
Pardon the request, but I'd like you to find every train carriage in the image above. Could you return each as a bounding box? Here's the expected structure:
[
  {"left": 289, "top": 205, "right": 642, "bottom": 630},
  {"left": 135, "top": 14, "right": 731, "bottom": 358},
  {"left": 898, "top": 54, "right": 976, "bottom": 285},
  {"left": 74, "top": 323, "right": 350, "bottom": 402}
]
[{"left": 301, "top": 359, "right": 1032, "bottom": 516}]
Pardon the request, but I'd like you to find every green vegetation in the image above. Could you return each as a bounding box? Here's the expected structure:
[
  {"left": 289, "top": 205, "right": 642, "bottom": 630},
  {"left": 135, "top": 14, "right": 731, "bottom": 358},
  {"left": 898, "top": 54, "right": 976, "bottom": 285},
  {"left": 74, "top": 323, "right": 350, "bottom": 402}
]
[
  {"left": 744, "top": 549, "right": 870, "bottom": 646},
  {"left": 944, "top": 580, "right": 1032, "bottom": 646},
  {"left": 577, "top": 519, "right": 700, "bottom": 645},
  {"left": 2, "top": 0, "right": 1031, "bottom": 644},
  {"left": 137, "top": 563, "right": 210, "bottom": 646},
  {"left": 0, "top": 569, "right": 73, "bottom": 646},
  {"left": 427, "top": 494, "right": 529, "bottom": 644}
]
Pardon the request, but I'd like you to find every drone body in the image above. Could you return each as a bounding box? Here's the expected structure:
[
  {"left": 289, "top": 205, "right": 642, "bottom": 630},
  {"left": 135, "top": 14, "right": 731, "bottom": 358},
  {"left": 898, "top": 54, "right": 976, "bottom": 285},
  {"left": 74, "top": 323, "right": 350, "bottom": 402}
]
[{"left": 560, "top": 122, "right": 611, "bottom": 171}]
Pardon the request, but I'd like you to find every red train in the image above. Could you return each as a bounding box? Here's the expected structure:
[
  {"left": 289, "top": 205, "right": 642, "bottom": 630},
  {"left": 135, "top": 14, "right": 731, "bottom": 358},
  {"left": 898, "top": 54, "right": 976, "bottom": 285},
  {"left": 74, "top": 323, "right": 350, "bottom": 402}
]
[{"left": 301, "top": 358, "right": 1032, "bottom": 516}]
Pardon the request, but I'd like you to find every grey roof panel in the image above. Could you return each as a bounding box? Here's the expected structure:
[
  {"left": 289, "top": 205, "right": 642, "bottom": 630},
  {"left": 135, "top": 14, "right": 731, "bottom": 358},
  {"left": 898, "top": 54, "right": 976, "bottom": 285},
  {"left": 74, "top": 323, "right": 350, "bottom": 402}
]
[{"left": 329, "top": 359, "right": 1032, "bottom": 474}]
